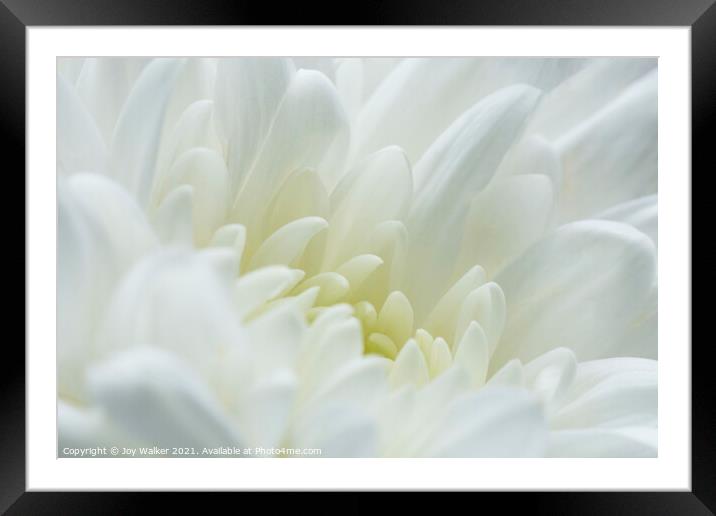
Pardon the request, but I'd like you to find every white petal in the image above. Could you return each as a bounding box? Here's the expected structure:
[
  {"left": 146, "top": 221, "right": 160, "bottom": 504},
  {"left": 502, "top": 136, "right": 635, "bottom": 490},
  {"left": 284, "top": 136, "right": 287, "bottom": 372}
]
[
  {"left": 57, "top": 73, "right": 107, "bottom": 176},
  {"left": 548, "top": 427, "right": 657, "bottom": 457},
  {"left": 612, "top": 286, "right": 657, "bottom": 359},
  {"left": 76, "top": 57, "right": 150, "bottom": 144},
  {"left": 376, "top": 291, "right": 414, "bottom": 349},
  {"left": 153, "top": 185, "right": 194, "bottom": 246},
  {"left": 292, "top": 404, "right": 378, "bottom": 457},
  {"left": 377, "top": 387, "right": 417, "bottom": 456},
  {"left": 154, "top": 99, "right": 222, "bottom": 191},
  {"left": 324, "top": 146, "right": 412, "bottom": 269},
  {"left": 553, "top": 69, "right": 657, "bottom": 222},
  {"left": 421, "top": 387, "right": 547, "bottom": 457},
  {"left": 493, "top": 220, "right": 657, "bottom": 370},
  {"left": 336, "top": 254, "right": 384, "bottom": 295},
  {"left": 98, "top": 251, "right": 245, "bottom": 370},
  {"left": 454, "top": 282, "right": 506, "bottom": 357},
  {"left": 266, "top": 168, "right": 330, "bottom": 235},
  {"left": 234, "top": 266, "right": 304, "bottom": 319},
  {"left": 293, "top": 272, "right": 350, "bottom": 306},
  {"left": 57, "top": 57, "right": 85, "bottom": 85},
  {"left": 249, "top": 217, "right": 328, "bottom": 270},
  {"left": 453, "top": 321, "right": 490, "bottom": 388},
  {"left": 389, "top": 340, "right": 430, "bottom": 389},
  {"left": 597, "top": 194, "right": 657, "bottom": 247},
  {"left": 552, "top": 357, "right": 657, "bottom": 430},
  {"left": 354, "top": 58, "right": 583, "bottom": 162},
  {"left": 383, "top": 367, "right": 471, "bottom": 456},
  {"left": 365, "top": 333, "right": 398, "bottom": 360},
  {"left": 63, "top": 174, "right": 157, "bottom": 261},
  {"left": 262, "top": 286, "right": 320, "bottom": 317},
  {"left": 428, "top": 337, "right": 453, "bottom": 378},
  {"left": 292, "top": 57, "right": 337, "bottom": 80},
  {"left": 58, "top": 174, "right": 157, "bottom": 400},
  {"left": 455, "top": 174, "right": 554, "bottom": 277},
  {"left": 492, "top": 135, "right": 562, "bottom": 189},
  {"left": 58, "top": 401, "right": 127, "bottom": 451},
  {"left": 214, "top": 58, "right": 295, "bottom": 197},
  {"left": 307, "top": 356, "right": 390, "bottom": 412},
  {"left": 424, "top": 265, "right": 486, "bottom": 342},
  {"left": 350, "top": 220, "right": 409, "bottom": 309},
  {"left": 356, "top": 58, "right": 403, "bottom": 100},
  {"left": 562, "top": 356, "right": 656, "bottom": 399},
  {"left": 159, "top": 147, "right": 230, "bottom": 245},
  {"left": 523, "top": 348, "right": 577, "bottom": 410},
  {"left": 110, "top": 59, "right": 183, "bottom": 207},
  {"left": 246, "top": 306, "right": 305, "bottom": 376},
  {"left": 232, "top": 69, "right": 349, "bottom": 248},
  {"left": 487, "top": 359, "right": 525, "bottom": 388},
  {"left": 161, "top": 58, "right": 217, "bottom": 138},
  {"left": 415, "top": 367, "right": 470, "bottom": 420},
  {"left": 236, "top": 370, "right": 297, "bottom": 450},
  {"left": 209, "top": 223, "right": 247, "bottom": 275},
  {"left": 526, "top": 58, "right": 656, "bottom": 140},
  {"left": 299, "top": 304, "right": 354, "bottom": 366},
  {"left": 302, "top": 318, "right": 363, "bottom": 394},
  {"left": 88, "top": 348, "right": 244, "bottom": 449},
  {"left": 335, "top": 58, "right": 364, "bottom": 122},
  {"left": 405, "top": 85, "right": 541, "bottom": 320}
]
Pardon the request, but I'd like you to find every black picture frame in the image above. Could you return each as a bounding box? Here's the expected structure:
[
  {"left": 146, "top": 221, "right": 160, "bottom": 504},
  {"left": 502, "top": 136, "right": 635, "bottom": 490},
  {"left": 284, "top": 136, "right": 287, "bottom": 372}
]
[{"left": 4, "top": 0, "right": 707, "bottom": 512}]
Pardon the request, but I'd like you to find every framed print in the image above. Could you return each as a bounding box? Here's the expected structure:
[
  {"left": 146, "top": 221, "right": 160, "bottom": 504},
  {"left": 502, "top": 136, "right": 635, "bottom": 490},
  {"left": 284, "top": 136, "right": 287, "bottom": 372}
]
[{"left": 6, "top": 0, "right": 709, "bottom": 511}]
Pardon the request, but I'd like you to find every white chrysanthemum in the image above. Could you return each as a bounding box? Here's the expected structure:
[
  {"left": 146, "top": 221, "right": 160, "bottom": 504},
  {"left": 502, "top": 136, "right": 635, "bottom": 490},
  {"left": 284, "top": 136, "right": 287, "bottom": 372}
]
[{"left": 57, "top": 57, "right": 657, "bottom": 457}]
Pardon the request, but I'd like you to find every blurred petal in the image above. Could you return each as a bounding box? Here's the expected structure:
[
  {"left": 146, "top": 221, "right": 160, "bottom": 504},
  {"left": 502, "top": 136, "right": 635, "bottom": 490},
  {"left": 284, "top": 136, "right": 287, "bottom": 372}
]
[
  {"left": 214, "top": 58, "right": 295, "bottom": 197},
  {"left": 57, "top": 74, "right": 107, "bottom": 176},
  {"left": 405, "top": 85, "right": 541, "bottom": 319},
  {"left": 453, "top": 321, "right": 490, "bottom": 388},
  {"left": 355, "top": 57, "right": 585, "bottom": 162},
  {"left": 88, "top": 348, "right": 244, "bottom": 450},
  {"left": 526, "top": 58, "right": 656, "bottom": 139},
  {"left": 235, "top": 266, "right": 305, "bottom": 318},
  {"left": 153, "top": 185, "right": 194, "bottom": 246},
  {"left": 246, "top": 306, "right": 305, "bottom": 376},
  {"left": 548, "top": 427, "right": 657, "bottom": 457},
  {"left": 421, "top": 387, "right": 547, "bottom": 457},
  {"left": 455, "top": 282, "right": 506, "bottom": 357},
  {"left": 553, "top": 69, "right": 657, "bottom": 222},
  {"left": 236, "top": 370, "right": 297, "bottom": 450},
  {"left": 389, "top": 340, "right": 430, "bottom": 389},
  {"left": 58, "top": 401, "right": 127, "bottom": 452},
  {"left": 324, "top": 146, "right": 412, "bottom": 269},
  {"left": 232, "top": 69, "right": 349, "bottom": 249},
  {"left": 552, "top": 357, "right": 657, "bottom": 430},
  {"left": 597, "top": 194, "right": 657, "bottom": 247},
  {"left": 424, "top": 265, "right": 486, "bottom": 342},
  {"left": 266, "top": 168, "right": 330, "bottom": 234},
  {"left": 57, "top": 57, "right": 85, "bottom": 85},
  {"left": 493, "top": 221, "right": 656, "bottom": 370},
  {"left": 349, "top": 220, "right": 409, "bottom": 309},
  {"left": 292, "top": 404, "right": 378, "bottom": 457},
  {"left": 154, "top": 99, "right": 223, "bottom": 193},
  {"left": 58, "top": 174, "right": 156, "bottom": 400},
  {"left": 98, "top": 251, "right": 245, "bottom": 370},
  {"left": 523, "top": 347, "right": 577, "bottom": 411},
  {"left": 249, "top": 217, "right": 328, "bottom": 270},
  {"left": 159, "top": 147, "right": 230, "bottom": 245},
  {"left": 455, "top": 174, "right": 554, "bottom": 277},
  {"left": 76, "top": 57, "right": 150, "bottom": 144},
  {"left": 110, "top": 59, "right": 183, "bottom": 207}
]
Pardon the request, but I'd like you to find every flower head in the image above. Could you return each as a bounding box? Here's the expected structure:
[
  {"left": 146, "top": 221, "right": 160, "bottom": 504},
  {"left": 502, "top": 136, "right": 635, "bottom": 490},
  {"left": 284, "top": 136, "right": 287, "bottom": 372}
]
[{"left": 58, "top": 57, "right": 657, "bottom": 457}]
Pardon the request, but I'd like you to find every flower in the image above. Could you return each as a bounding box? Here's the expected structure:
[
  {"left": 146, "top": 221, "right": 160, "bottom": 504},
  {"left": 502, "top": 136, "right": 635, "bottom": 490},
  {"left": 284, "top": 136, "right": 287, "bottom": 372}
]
[{"left": 57, "top": 57, "right": 657, "bottom": 457}]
